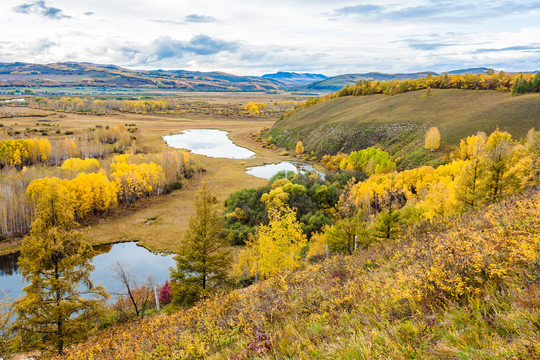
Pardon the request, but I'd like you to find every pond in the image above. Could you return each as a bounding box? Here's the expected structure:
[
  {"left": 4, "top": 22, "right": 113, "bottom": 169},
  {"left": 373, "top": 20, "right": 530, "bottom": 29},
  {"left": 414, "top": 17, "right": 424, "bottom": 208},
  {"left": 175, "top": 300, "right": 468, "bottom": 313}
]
[
  {"left": 0, "top": 98, "right": 25, "bottom": 103},
  {"left": 246, "top": 161, "right": 326, "bottom": 180},
  {"left": 163, "top": 129, "right": 255, "bottom": 159},
  {"left": 0, "top": 242, "right": 175, "bottom": 301}
]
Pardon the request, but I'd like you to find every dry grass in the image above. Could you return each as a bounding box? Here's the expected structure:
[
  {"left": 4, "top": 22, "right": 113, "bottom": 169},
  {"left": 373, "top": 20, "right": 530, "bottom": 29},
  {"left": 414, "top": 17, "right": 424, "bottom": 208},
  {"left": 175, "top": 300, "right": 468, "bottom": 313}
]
[
  {"left": 268, "top": 89, "right": 540, "bottom": 167},
  {"left": 0, "top": 101, "right": 305, "bottom": 254}
]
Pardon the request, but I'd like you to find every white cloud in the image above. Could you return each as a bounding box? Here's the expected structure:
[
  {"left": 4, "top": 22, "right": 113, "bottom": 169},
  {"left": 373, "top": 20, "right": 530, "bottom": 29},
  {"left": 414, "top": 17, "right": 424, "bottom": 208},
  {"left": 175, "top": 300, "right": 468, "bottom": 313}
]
[{"left": 1, "top": 0, "right": 539, "bottom": 75}]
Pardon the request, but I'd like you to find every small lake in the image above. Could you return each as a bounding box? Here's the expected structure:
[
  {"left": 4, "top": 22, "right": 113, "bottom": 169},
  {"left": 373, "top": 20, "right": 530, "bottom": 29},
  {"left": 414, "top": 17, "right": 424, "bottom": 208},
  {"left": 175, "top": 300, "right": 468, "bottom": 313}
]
[
  {"left": 163, "top": 129, "right": 255, "bottom": 159},
  {"left": 0, "top": 98, "right": 26, "bottom": 103},
  {"left": 246, "top": 161, "right": 326, "bottom": 180},
  {"left": 0, "top": 242, "right": 175, "bottom": 301}
]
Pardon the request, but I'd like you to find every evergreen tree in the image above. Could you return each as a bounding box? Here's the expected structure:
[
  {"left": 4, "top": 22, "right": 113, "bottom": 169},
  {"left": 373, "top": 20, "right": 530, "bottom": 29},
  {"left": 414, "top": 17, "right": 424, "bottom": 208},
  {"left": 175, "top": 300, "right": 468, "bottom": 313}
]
[
  {"left": 170, "top": 182, "right": 231, "bottom": 307},
  {"left": 325, "top": 183, "right": 367, "bottom": 254},
  {"left": 485, "top": 129, "right": 514, "bottom": 199},
  {"left": 14, "top": 178, "right": 107, "bottom": 354},
  {"left": 373, "top": 209, "right": 401, "bottom": 240}
]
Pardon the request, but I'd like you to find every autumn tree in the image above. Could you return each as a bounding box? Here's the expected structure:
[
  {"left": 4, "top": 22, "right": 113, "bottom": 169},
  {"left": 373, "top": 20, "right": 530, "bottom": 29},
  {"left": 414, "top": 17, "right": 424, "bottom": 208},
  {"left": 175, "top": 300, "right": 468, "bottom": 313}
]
[
  {"left": 523, "top": 128, "right": 540, "bottom": 187},
  {"left": 455, "top": 132, "right": 489, "bottom": 210},
  {"left": 425, "top": 127, "right": 441, "bottom": 151},
  {"left": 245, "top": 102, "right": 266, "bottom": 116},
  {"left": 14, "top": 179, "right": 108, "bottom": 354},
  {"left": 170, "top": 182, "right": 231, "bottom": 307},
  {"left": 296, "top": 141, "right": 304, "bottom": 155},
  {"left": 372, "top": 178, "right": 405, "bottom": 240},
  {"left": 485, "top": 129, "right": 514, "bottom": 199},
  {"left": 242, "top": 205, "right": 307, "bottom": 279}
]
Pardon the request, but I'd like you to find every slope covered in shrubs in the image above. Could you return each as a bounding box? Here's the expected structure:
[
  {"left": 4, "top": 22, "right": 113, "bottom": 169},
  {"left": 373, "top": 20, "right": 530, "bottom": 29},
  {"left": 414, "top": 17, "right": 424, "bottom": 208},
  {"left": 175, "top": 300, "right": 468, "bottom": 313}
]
[{"left": 50, "top": 187, "right": 540, "bottom": 359}]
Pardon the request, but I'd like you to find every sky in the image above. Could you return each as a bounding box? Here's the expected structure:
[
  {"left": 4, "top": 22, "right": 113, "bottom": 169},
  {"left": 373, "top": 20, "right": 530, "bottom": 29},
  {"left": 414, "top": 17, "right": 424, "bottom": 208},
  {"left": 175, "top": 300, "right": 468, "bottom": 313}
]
[{"left": 1, "top": 0, "right": 540, "bottom": 76}]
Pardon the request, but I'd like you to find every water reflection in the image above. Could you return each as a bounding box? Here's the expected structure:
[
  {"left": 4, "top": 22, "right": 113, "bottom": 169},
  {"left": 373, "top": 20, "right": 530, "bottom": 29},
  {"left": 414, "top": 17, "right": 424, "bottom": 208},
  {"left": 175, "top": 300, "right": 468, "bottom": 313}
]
[
  {"left": 0, "top": 251, "right": 19, "bottom": 276},
  {"left": 163, "top": 129, "right": 255, "bottom": 159},
  {"left": 0, "top": 242, "right": 175, "bottom": 301},
  {"left": 246, "top": 161, "right": 325, "bottom": 180}
]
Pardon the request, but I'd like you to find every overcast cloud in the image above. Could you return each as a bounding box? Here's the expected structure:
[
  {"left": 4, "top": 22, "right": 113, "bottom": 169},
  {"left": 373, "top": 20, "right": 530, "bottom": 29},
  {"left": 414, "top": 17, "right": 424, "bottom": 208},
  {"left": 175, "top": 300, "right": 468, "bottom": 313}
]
[{"left": 2, "top": 0, "right": 539, "bottom": 75}]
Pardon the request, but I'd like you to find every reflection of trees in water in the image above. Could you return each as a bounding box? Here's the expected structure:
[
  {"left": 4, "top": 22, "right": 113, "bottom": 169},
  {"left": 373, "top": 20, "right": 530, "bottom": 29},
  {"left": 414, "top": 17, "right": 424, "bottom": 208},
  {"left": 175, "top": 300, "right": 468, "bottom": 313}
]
[
  {"left": 93, "top": 244, "right": 113, "bottom": 256},
  {"left": 0, "top": 244, "right": 114, "bottom": 277},
  {"left": 0, "top": 252, "right": 20, "bottom": 276}
]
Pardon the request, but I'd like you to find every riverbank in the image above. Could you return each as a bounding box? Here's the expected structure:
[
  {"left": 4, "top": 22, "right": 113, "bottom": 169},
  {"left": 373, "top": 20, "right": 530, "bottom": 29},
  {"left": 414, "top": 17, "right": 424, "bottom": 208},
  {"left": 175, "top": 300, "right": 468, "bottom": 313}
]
[{"left": 0, "top": 109, "right": 308, "bottom": 256}]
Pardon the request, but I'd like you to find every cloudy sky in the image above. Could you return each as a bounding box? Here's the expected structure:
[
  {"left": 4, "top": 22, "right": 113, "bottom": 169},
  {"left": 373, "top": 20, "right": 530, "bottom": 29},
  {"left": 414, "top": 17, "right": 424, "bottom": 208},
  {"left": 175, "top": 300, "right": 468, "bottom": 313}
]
[{"left": 1, "top": 0, "right": 540, "bottom": 75}]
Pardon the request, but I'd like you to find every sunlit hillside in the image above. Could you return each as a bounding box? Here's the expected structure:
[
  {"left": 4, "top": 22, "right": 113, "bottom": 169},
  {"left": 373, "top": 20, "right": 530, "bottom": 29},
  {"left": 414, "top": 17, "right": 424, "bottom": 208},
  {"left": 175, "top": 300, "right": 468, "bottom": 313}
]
[{"left": 267, "top": 89, "right": 540, "bottom": 167}]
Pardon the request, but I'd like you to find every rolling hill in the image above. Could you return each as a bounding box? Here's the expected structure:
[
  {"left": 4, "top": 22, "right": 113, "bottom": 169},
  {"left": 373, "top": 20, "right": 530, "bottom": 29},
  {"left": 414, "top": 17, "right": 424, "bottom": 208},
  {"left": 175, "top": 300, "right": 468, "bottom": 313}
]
[
  {"left": 0, "top": 62, "right": 288, "bottom": 91},
  {"left": 266, "top": 89, "right": 540, "bottom": 167},
  {"left": 48, "top": 188, "right": 540, "bottom": 359}
]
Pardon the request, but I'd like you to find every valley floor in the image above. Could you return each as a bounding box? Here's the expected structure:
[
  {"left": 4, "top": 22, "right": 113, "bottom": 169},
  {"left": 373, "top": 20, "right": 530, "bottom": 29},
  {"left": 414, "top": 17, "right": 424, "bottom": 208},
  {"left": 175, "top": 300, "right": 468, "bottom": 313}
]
[{"left": 0, "top": 106, "right": 294, "bottom": 255}]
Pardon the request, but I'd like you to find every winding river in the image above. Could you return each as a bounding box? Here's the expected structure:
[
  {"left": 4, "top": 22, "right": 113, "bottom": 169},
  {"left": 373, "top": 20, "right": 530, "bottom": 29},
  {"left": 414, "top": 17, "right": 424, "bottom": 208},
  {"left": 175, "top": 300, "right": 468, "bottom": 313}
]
[{"left": 1, "top": 128, "right": 323, "bottom": 302}]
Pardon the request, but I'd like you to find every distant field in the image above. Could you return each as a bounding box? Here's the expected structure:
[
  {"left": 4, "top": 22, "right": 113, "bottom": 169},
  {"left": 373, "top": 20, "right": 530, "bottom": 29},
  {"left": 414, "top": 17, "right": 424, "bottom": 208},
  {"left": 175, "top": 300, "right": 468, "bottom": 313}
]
[{"left": 267, "top": 89, "right": 540, "bottom": 167}]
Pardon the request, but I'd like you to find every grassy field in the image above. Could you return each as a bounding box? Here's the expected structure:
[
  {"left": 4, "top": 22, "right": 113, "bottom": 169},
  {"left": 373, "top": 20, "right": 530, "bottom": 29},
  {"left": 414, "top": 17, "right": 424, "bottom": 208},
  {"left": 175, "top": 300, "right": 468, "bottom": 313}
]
[
  {"left": 267, "top": 89, "right": 540, "bottom": 167},
  {"left": 0, "top": 99, "right": 305, "bottom": 255}
]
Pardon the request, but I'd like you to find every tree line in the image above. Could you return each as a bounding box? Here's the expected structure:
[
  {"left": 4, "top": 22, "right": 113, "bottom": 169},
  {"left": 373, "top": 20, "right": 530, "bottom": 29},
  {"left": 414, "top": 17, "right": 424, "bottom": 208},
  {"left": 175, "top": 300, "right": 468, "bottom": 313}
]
[
  {"left": 0, "top": 151, "right": 198, "bottom": 239},
  {"left": 17, "top": 97, "right": 296, "bottom": 118},
  {"left": 291, "top": 72, "right": 540, "bottom": 113}
]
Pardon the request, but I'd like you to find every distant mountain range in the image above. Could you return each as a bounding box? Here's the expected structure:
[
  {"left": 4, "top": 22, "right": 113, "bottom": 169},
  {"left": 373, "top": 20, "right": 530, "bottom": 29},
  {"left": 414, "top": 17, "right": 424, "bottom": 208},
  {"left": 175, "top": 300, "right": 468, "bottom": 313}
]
[
  {"left": 0, "top": 62, "right": 286, "bottom": 92},
  {"left": 261, "top": 72, "right": 327, "bottom": 87},
  {"left": 0, "top": 63, "right": 536, "bottom": 93}
]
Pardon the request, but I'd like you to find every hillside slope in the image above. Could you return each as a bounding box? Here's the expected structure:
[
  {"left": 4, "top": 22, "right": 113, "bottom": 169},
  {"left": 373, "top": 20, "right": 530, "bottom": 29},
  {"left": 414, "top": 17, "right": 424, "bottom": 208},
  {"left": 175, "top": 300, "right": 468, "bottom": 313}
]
[
  {"left": 49, "top": 189, "right": 540, "bottom": 359},
  {"left": 267, "top": 89, "right": 540, "bottom": 166}
]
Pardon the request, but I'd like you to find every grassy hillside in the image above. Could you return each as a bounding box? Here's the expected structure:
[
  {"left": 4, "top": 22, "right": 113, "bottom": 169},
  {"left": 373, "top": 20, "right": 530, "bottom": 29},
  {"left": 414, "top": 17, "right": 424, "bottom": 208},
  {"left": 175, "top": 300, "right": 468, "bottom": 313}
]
[
  {"left": 267, "top": 89, "right": 540, "bottom": 167},
  {"left": 49, "top": 188, "right": 540, "bottom": 359}
]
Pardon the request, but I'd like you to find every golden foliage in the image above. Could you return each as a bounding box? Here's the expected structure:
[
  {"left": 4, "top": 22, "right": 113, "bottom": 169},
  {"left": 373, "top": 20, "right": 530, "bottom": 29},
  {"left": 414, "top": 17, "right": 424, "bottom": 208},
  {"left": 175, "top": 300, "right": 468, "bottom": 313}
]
[
  {"left": 27, "top": 173, "right": 118, "bottom": 221},
  {"left": 295, "top": 140, "right": 304, "bottom": 155},
  {"left": 110, "top": 155, "right": 165, "bottom": 204},
  {"left": 60, "top": 158, "right": 100, "bottom": 173},
  {"left": 291, "top": 71, "right": 538, "bottom": 113},
  {"left": 0, "top": 138, "right": 51, "bottom": 167},
  {"left": 425, "top": 126, "right": 441, "bottom": 151},
  {"left": 46, "top": 188, "right": 540, "bottom": 360},
  {"left": 238, "top": 205, "right": 307, "bottom": 279},
  {"left": 322, "top": 147, "right": 395, "bottom": 175}
]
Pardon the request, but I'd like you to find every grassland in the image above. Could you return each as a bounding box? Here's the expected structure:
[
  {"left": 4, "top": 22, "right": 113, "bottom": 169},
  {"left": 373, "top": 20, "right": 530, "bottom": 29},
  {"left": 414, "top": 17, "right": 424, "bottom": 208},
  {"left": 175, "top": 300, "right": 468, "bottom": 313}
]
[
  {"left": 267, "top": 89, "right": 540, "bottom": 167},
  {"left": 0, "top": 94, "right": 309, "bottom": 255}
]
